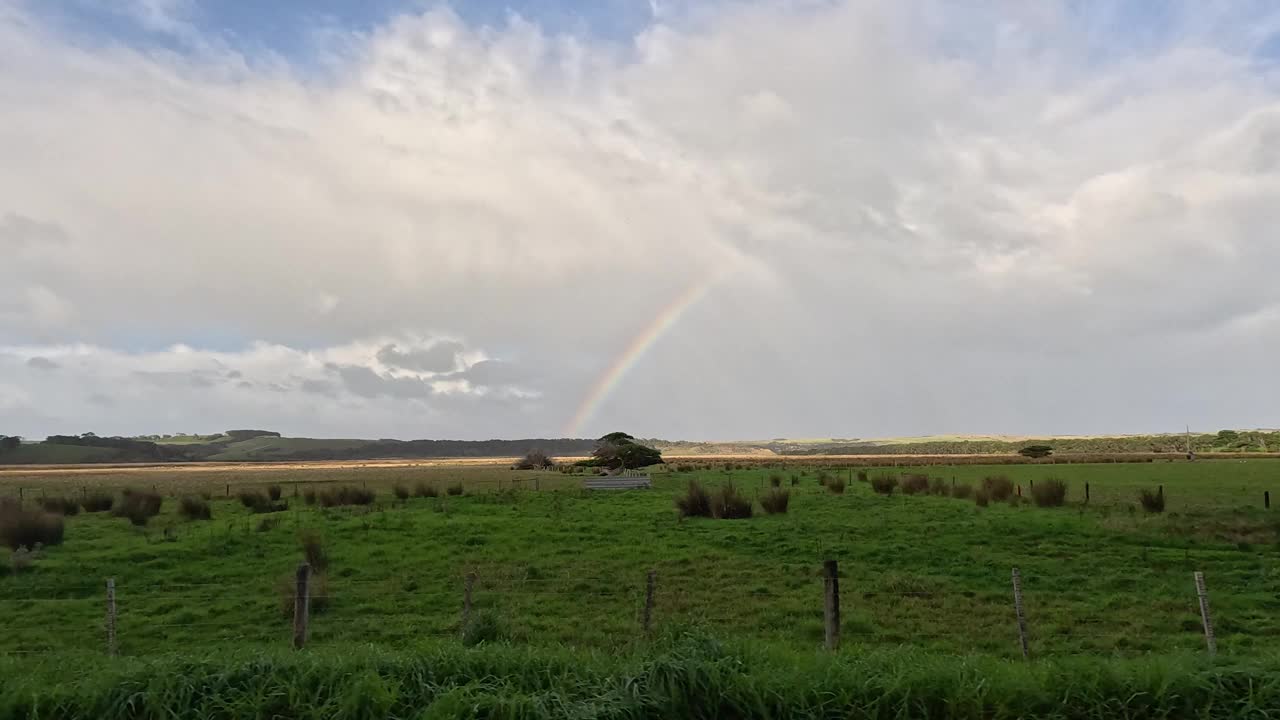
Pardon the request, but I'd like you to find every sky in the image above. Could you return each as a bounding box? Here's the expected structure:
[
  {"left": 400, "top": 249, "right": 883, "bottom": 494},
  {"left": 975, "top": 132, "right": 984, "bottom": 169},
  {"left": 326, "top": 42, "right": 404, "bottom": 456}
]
[{"left": 2, "top": 0, "right": 1280, "bottom": 442}]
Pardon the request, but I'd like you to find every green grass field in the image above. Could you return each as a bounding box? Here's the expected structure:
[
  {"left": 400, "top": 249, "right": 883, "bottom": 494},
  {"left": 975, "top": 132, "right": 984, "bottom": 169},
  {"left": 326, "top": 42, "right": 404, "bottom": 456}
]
[{"left": 3, "top": 460, "right": 1279, "bottom": 661}]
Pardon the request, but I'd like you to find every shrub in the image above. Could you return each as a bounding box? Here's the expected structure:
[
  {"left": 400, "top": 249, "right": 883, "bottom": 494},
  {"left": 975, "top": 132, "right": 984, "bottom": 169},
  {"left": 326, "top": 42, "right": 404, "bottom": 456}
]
[
  {"left": 1031, "top": 478, "right": 1068, "bottom": 507},
  {"left": 760, "top": 488, "right": 790, "bottom": 515},
  {"left": 317, "top": 486, "right": 376, "bottom": 508},
  {"left": 445, "top": 483, "right": 464, "bottom": 497},
  {"left": 769, "top": 473, "right": 783, "bottom": 488},
  {"left": 303, "top": 489, "right": 317, "bottom": 505},
  {"left": 981, "top": 476, "right": 1014, "bottom": 502},
  {"left": 82, "top": 493, "right": 114, "bottom": 513},
  {"left": 114, "top": 489, "right": 162, "bottom": 527},
  {"left": 871, "top": 474, "right": 898, "bottom": 495},
  {"left": 0, "top": 500, "right": 64, "bottom": 550},
  {"left": 267, "top": 485, "right": 282, "bottom": 502},
  {"left": 952, "top": 483, "right": 974, "bottom": 500},
  {"left": 929, "top": 478, "right": 951, "bottom": 497},
  {"left": 675, "top": 481, "right": 712, "bottom": 518},
  {"left": 974, "top": 490, "right": 990, "bottom": 507},
  {"left": 178, "top": 496, "right": 212, "bottom": 521},
  {"left": 238, "top": 490, "right": 267, "bottom": 509},
  {"left": 711, "top": 483, "right": 753, "bottom": 519},
  {"left": 1139, "top": 488, "right": 1166, "bottom": 513},
  {"left": 299, "top": 530, "right": 329, "bottom": 573},
  {"left": 38, "top": 497, "right": 80, "bottom": 516},
  {"left": 393, "top": 484, "right": 410, "bottom": 501},
  {"left": 856, "top": 470, "right": 869, "bottom": 483},
  {"left": 461, "top": 610, "right": 508, "bottom": 647},
  {"left": 901, "top": 474, "right": 930, "bottom": 495},
  {"left": 514, "top": 450, "right": 555, "bottom": 470},
  {"left": 826, "top": 478, "right": 846, "bottom": 494},
  {"left": 413, "top": 482, "right": 439, "bottom": 498}
]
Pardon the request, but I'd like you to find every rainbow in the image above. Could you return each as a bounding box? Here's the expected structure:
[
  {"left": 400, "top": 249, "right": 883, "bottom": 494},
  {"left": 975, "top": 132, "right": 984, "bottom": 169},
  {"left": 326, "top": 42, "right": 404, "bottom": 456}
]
[{"left": 563, "top": 271, "right": 726, "bottom": 437}]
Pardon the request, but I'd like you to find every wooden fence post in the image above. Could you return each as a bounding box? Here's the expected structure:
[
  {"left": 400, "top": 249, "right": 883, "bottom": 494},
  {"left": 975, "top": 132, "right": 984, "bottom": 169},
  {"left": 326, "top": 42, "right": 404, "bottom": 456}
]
[
  {"left": 106, "top": 578, "right": 117, "bottom": 657},
  {"left": 1193, "top": 571, "right": 1216, "bottom": 656},
  {"left": 823, "top": 560, "right": 840, "bottom": 651},
  {"left": 1266, "top": 491, "right": 1270, "bottom": 510},
  {"left": 1011, "top": 568, "right": 1029, "bottom": 660},
  {"left": 293, "top": 563, "right": 310, "bottom": 650},
  {"left": 1085, "top": 482, "right": 1090, "bottom": 503},
  {"left": 642, "top": 570, "right": 656, "bottom": 635},
  {"left": 461, "top": 572, "right": 476, "bottom": 634}
]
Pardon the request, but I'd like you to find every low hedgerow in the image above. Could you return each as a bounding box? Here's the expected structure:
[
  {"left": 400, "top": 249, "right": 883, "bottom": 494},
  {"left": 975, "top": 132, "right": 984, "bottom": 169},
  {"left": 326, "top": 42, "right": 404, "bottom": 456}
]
[
  {"left": 871, "top": 474, "right": 898, "bottom": 495},
  {"left": 318, "top": 487, "right": 376, "bottom": 508},
  {"left": 113, "top": 489, "right": 162, "bottom": 527},
  {"left": 82, "top": 493, "right": 114, "bottom": 513},
  {"left": 901, "top": 474, "right": 930, "bottom": 495},
  {"left": 38, "top": 497, "right": 80, "bottom": 516},
  {"left": 981, "top": 476, "right": 1014, "bottom": 502},
  {"left": 711, "top": 482, "right": 753, "bottom": 519},
  {"left": 1140, "top": 487, "right": 1166, "bottom": 513},
  {"left": 1031, "top": 478, "right": 1068, "bottom": 507},
  {"left": 675, "top": 481, "right": 712, "bottom": 518},
  {"left": 0, "top": 500, "right": 64, "bottom": 550},
  {"left": 178, "top": 496, "right": 212, "bottom": 521},
  {"left": 760, "top": 488, "right": 790, "bottom": 515}
]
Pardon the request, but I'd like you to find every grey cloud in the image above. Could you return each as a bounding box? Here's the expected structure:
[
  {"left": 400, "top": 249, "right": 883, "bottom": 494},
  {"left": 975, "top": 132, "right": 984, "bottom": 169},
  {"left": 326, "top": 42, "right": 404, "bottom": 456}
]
[
  {"left": 0, "top": 212, "right": 70, "bottom": 249},
  {"left": 88, "top": 393, "right": 114, "bottom": 407},
  {"left": 132, "top": 370, "right": 218, "bottom": 389},
  {"left": 26, "top": 356, "right": 59, "bottom": 370},
  {"left": 299, "top": 379, "right": 338, "bottom": 397},
  {"left": 328, "top": 363, "right": 434, "bottom": 399},
  {"left": 450, "top": 359, "right": 525, "bottom": 387},
  {"left": 376, "top": 342, "right": 463, "bottom": 373}
]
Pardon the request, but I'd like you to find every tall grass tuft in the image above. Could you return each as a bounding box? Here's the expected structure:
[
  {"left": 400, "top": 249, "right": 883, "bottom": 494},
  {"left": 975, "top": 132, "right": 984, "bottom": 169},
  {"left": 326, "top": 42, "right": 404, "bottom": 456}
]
[
  {"left": 974, "top": 489, "right": 991, "bottom": 507},
  {"left": 299, "top": 530, "right": 329, "bottom": 573},
  {"left": 113, "top": 489, "right": 162, "bottom": 527},
  {"left": 413, "top": 482, "right": 439, "bottom": 498},
  {"left": 267, "top": 485, "right": 283, "bottom": 502},
  {"left": 82, "top": 493, "right": 114, "bottom": 513},
  {"left": 393, "top": 484, "right": 410, "bottom": 501},
  {"left": 675, "top": 481, "right": 712, "bottom": 518},
  {"left": 178, "top": 496, "right": 212, "bottom": 521},
  {"left": 1031, "top": 478, "right": 1068, "bottom": 507},
  {"left": 901, "top": 474, "right": 930, "bottom": 495},
  {"left": 929, "top": 478, "right": 951, "bottom": 497},
  {"left": 303, "top": 488, "right": 317, "bottom": 506},
  {"left": 38, "top": 496, "right": 80, "bottom": 516},
  {"left": 871, "top": 474, "right": 898, "bottom": 495},
  {"left": 318, "top": 487, "right": 376, "bottom": 507},
  {"left": 981, "top": 476, "right": 1014, "bottom": 502},
  {"left": 951, "top": 483, "right": 974, "bottom": 500},
  {"left": 0, "top": 499, "right": 64, "bottom": 549},
  {"left": 1139, "top": 487, "right": 1166, "bottom": 513},
  {"left": 445, "top": 483, "right": 464, "bottom": 497},
  {"left": 826, "top": 477, "right": 847, "bottom": 494},
  {"left": 856, "top": 469, "right": 869, "bottom": 483},
  {"left": 760, "top": 488, "right": 790, "bottom": 514},
  {"left": 710, "top": 482, "right": 753, "bottom": 519},
  {"left": 769, "top": 473, "right": 783, "bottom": 488}
]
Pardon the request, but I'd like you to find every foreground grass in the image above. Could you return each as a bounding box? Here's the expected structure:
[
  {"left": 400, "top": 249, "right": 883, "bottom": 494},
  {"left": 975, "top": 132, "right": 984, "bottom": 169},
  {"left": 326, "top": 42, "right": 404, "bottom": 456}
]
[{"left": 4, "top": 636, "right": 1280, "bottom": 719}]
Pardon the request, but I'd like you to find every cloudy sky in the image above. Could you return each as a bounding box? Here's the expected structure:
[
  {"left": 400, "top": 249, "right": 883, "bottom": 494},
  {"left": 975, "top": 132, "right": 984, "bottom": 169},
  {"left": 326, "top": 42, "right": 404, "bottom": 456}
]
[{"left": 2, "top": 0, "right": 1279, "bottom": 441}]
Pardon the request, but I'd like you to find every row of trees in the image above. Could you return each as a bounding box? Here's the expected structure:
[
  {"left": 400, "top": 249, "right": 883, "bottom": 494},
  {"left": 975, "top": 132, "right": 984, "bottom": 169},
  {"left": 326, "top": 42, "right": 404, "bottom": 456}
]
[
  {"left": 0, "top": 435, "right": 20, "bottom": 452},
  {"left": 516, "top": 432, "right": 665, "bottom": 471}
]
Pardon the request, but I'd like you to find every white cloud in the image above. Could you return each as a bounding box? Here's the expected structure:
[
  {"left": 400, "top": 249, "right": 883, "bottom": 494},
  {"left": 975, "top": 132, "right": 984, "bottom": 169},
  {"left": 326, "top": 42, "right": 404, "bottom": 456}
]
[{"left": 1, "top": 1, "right": 1279, "bottom": 439}]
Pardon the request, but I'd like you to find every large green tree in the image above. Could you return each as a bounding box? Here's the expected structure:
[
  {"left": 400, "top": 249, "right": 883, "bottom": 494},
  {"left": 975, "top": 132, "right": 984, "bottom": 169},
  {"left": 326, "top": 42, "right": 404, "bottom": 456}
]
[{"left": 590, "top": 432, "right": 663, "bottom": 470}]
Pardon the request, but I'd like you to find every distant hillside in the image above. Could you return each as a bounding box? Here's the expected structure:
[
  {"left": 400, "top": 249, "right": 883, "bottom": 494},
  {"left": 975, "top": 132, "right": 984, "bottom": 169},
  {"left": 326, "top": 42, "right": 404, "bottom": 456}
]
[{"left": 0, "top": 431, "right": 601, "bottom": 465}]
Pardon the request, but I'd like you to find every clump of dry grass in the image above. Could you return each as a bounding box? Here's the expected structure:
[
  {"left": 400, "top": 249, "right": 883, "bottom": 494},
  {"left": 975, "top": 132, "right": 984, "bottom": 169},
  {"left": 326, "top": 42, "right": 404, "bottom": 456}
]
[
  {"left": 974, "top": 490, "right": 990, "bottom": 507},
  {"left": 178, "top": 496, "right": 212, "bottom": 520},
  {"left": 82, "top": 493, "right": 114, "bottom": 513},
  {"left": 1139, "top": 487, "right": 1166, "bottom": 513},
  {"left": 871, "top": 474, "right": 898, "bottom": 495},
  {"left": 1031, "top": 478, "right": 1068, "bottom": 507},
  {"left": 318, "top": 487, "right": 375, "bottom": 507},
  {"left": 675, "top": 481, "right": 712, "bottom": 518},
  {"left": 0, "top": 500, "right": 64, "bottom": 550},
  {"left": 710, "top": 482, "right": 753, "bottom": 519},
  {"left": 393, "top": 484, "right": 410, "bottom": 500},
  {"left": 446, "top": 483, "right": 464, "bottom": 497},
  {"left": 413, "top": 482, "right": 439, "bottom": 498},
  {"left": 826, "top": 477, "right": 846, "bottom": 494},
  {"left": 951, "top": 483, "right": 974, "bottom": 500},
  {"left": 114, "top": 489, "right": 162, "bottom": 527},
  {"left": 760, "top": 488, "right": 790, "bottom": 514},
  {"left": 982, "top": 476, "right": 1015, "bottom": 502},
  {"left": 901, "top": 474, "right": 930, "bottom": 495},
  {"left": 38, "top": 497, "right": 80, "bottom": 516},
  {"left": 929, "top": 478, "right": 951, "bottom": 497}
]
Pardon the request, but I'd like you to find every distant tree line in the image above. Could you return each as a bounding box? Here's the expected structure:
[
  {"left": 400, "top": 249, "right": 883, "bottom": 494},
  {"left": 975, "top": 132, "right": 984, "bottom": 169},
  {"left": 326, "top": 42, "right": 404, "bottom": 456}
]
[
  {"left": 0, "top": 435, "right": 21, "bottom": 453},
  {"left": 781, "top": 431, "right": 1280, "bottom": 456}
]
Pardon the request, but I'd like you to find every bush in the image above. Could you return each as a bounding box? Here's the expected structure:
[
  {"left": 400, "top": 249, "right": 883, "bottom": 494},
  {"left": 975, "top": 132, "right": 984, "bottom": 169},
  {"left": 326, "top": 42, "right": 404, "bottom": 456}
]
[
  {"left": 981, "top": 476, "right": 1014, "bottom": 502},
  {"left": 267, "top": 485, "right": 283, "bottom": 502},
  {"left": 317, "top": 487, "right": 376, "bottom": 508},
  {"left": 38, "top": 496, "right": 80, "bottom": 516},
  {"left": 901, "top": 474, "right": 930, "bottom": 495},
  {"left": 826, "top": 478, "right": 846, "bottom": 494},
  {"left": 974, "top": 490, "right": 990, "bottom": 507},
  {"left": 952, "top": 483, "right": 974, "bottom": 499},
  {"left": 760, "top": 488, "right": 790, "bottom": 515},
  {"left": 413, "top": 482, "right": 439, "bottom": 498},
  {"left": 929, "top": 478, "right": 951, "bottom": 497},
  {"left": 513, "top": 450, "right": 555, "bottom": 470},
  {"left": 871, "top": 474, "right": 898, "bottom": 495},
  {"left": 299, "top": 530, "right": 329, "bottom": 573},
  {"left": 1031, "top": 478, "right": 1068, "bottom": 507},
  {"left": 393, "top": 484, "right": 410, "bottom": 501},
  {"left": 113, "top": 489, "right": 162, "bottom": 527},
  {"left": 178, "top": 496, "right": 212, "bottom": 521},
  {"left": 82, "top": 493, "right": 114, "bottom": 513},
  {"left": 675, "top": 481, "right": 712, "bottom": 518},
  {"left": 711, "top": 483, "right": 753, "bottom": 519},
  {"left": 0, "top": 500, "right": 64, "bottom": 550},
  {"left": 1139, "top": 488, "right": 1166, "bottom": 513},
  {"left": 856, "top": 470, "right": 869, "bottom": 483},
  {"left": 446, "top": 483, "right": 464, "bottom": 497},
  {"left": 238, "top": 490, "right": 267, "bottom": 509},
  {"left": 303, "top": 489, "right": 317, "bottom": 505},
  {"left": 769, "top": 473, "right": 783, "bottom": 488}
]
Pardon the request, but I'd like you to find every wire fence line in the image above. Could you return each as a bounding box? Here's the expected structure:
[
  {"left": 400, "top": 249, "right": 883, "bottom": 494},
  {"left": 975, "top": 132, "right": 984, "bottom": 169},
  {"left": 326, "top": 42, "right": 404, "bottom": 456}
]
[{"left": 0, "top": 560, "right": 1249, "bottom": 660}]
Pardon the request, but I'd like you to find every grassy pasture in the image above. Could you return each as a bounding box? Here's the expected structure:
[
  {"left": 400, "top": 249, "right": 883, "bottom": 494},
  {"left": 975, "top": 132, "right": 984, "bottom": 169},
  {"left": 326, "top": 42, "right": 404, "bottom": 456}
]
[{"left": 1, "top": 460, "right": 1279, "bottom": 663}]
